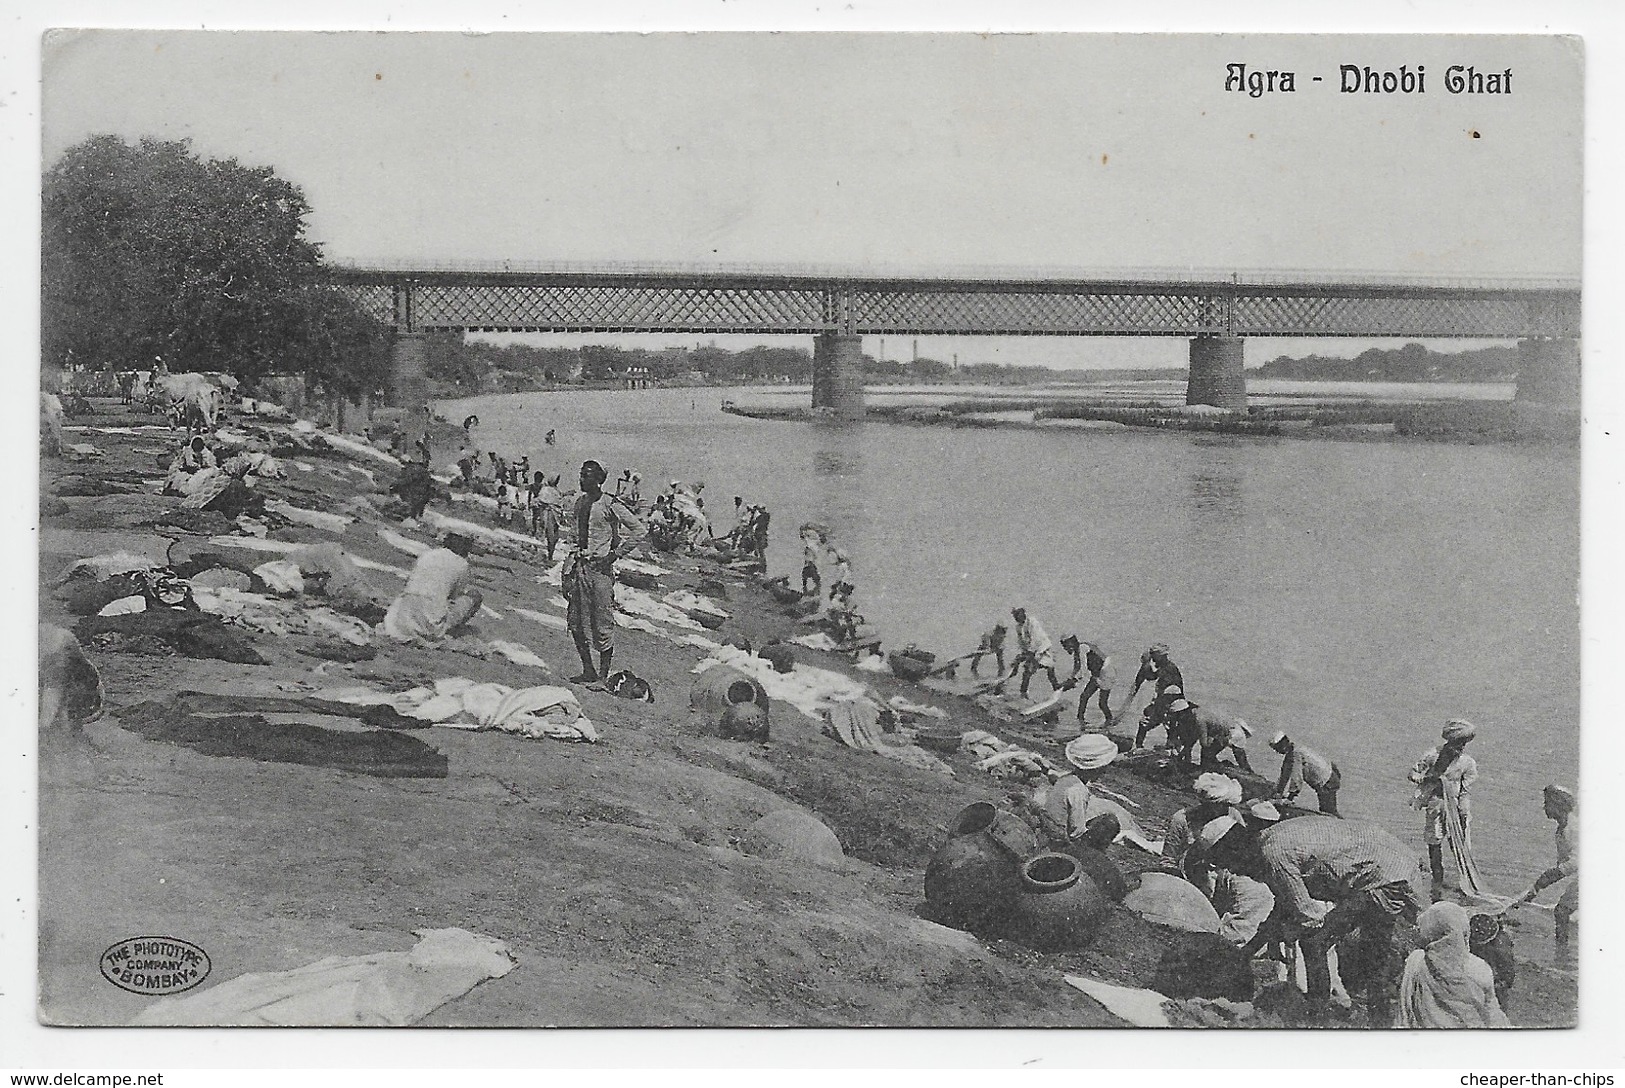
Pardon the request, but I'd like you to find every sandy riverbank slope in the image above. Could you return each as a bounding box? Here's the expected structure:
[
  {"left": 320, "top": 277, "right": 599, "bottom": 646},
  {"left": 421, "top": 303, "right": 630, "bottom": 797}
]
[{"left": 36, "top": 401, "right": 1576, "bottom": 1028}]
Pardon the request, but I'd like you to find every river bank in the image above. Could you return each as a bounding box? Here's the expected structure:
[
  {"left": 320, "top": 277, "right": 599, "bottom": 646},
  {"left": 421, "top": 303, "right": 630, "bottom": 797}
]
[
  {"left": 36, "top": 397, "right": 1577, "bottom": 1028},
  {"left": 723, "top": 395, "right": 1579, "bottom": 444}
]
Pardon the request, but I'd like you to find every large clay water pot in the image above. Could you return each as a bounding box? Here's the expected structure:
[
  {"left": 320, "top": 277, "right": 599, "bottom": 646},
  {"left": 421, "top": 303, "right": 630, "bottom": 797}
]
[
  {"left": 1006, "top": 851, "right": 1113, "bottom": 951},
  {"left": 1058, "top": 842, "right": 1130, "bottom": 902},
  {"left": 923, "top": 801, "right": 1042, "bottom": 931},
  {"left": 690, "top": 666, "right": 769, "bottom": 718}
]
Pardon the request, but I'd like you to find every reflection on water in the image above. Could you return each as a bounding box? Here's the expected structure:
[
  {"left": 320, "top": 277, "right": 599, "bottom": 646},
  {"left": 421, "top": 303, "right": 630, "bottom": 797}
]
[
  {"left": 813, "top": 448, "right": 862, "bottom": 478},
  {"left": 1189, "top": 465, "right": 1244, "bottom": 520},
  {"left": 442, "top": 386, "right": 1578, "bottom": 886}
]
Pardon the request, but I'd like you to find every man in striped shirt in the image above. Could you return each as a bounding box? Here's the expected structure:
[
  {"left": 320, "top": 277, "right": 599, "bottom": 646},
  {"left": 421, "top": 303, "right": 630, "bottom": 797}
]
[
  {"left": 1270, "top": 732, "right": 1343, "bottom": 816},
  {"left": 1206, "top": 814, "right": 1423, "bottom": 1024}
]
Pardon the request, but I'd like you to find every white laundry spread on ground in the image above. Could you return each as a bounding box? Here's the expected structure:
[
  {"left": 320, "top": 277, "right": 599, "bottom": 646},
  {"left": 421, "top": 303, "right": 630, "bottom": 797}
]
[
  {"left": 854, "top": 654, "right": 891, "bottom": 673},
  {"left": 97, "top": 595, "right": 147, "bottom": 616},
  {"left": 694, "top": 645, "right": 871, "bottom": 721},
  {"left": 253, "top": 559, "right": 305, "bottom": 595},
  {"left": 265, "top": 499, "right": 353, "bottom": 533},
  {"left": 789, "top": 633, "right": 839, "bottom": 651},
  {"left": 886, "top": 695, "right": 949, "bottom": 720},
  {"left": 351, "top": 555, "right": 411, "bottom": 579},
  {"left": 378, "top": 528, "right": 432, "bottom": 557},
  {"left": 515, "top": 607, "right": 569, "bottom": 631},
  {"left": 485, "top": 640, "right": 550, "bottom": 671},
  {"left": 63, "top": 551, "right": 164, "bottom": 580},
  {"left": 318, "top": 432, "right": 402, "bottom": 466},
  {"left": 616, "top": 585, "right": 702, "bottom": 630},
  {"left": 192, "top": 586, "right": 373, "bottom": 646},
  {"left": 661, "top": 589, "right": 728, "bottom": 620},
  {"left": 618, "top": 557, "right": 671, "bottom": 578},
  {"left": 1062, "top": 976, "right": 1172, "bottom": 1028},
  {"left": 420, "top": 510, "right": 542, "bottom": 556},
  {"left": 205, "top": 535, "right": 305, "bottom": 554},
  {"left": 131, "top": 927, "right": 516, "bottom": 1027},
  {"left": 317, "top": 677, "right": 596, "bottom": 742}
]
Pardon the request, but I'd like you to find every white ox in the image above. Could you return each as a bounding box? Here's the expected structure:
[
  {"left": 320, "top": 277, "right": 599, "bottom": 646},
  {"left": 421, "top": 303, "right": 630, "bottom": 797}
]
[{"left": 155, "top": 372, "right": 239, "bottom": 429}]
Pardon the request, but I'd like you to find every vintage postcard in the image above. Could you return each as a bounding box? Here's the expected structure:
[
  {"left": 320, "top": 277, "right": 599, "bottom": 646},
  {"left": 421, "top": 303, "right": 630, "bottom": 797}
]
[{"left": 26, "top": 25, "right": 1590, "bottom": 1057}]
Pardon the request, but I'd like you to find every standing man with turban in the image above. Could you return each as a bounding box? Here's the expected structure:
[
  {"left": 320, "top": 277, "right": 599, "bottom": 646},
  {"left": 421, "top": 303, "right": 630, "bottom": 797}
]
[
  {"left": 1409, "top": 719, "right": 1480, "bottom": 902},
  {"left": 1515, "top": 784, "right": 1578, "bottom": 962},
  {"left": 565, "top": 460, "right": 646, "bottom": 686}
]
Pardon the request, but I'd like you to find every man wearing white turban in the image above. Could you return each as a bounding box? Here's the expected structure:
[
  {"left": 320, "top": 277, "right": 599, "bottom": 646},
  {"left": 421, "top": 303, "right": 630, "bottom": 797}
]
[
  {"left": 1029, "top": 734, "right": 1121, "bottom": 851},
  {"left": 1409, "top": 719, "right": 1480, "bottom": 901},
  {"left": 1162, "top": 771, "right": 1245, "bottom": 876}
]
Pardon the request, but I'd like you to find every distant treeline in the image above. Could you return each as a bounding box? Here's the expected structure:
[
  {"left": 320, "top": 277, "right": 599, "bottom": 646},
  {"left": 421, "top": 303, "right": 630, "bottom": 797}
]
[
  {"left": 426, "top": 337, "right": 1125, "bottom": 393},
  {"left": 1253, "top": 342, "right": 1518, "bottom": 383}
]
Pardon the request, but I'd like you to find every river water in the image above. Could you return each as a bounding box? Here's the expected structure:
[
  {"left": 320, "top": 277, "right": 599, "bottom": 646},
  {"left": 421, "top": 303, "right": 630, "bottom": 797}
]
[{"left": 441, "top": 384, "right": 1579, "bottom": 889}]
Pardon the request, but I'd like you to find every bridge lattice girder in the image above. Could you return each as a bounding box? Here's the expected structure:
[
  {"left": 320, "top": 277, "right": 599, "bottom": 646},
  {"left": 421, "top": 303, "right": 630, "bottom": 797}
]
[{"left": 323, "top": 274, "right": 1580, "bottom": 339}]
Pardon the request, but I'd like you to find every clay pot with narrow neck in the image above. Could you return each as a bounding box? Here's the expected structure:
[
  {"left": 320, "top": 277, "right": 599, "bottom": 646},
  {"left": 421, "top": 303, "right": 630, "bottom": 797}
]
[{"left": 923, "top": 801, "right": 1043, "bottom": 931}]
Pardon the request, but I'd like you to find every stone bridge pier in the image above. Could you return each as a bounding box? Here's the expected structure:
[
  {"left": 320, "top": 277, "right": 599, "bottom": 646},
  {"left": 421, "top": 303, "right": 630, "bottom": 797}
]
[
  {"left": 812, "top": 332, "right": 866, "bottom": 419},
  {"left": 1514, "top": 337, "right": 1581, "bottom": 409},
  {"left": 388, "top": 330, "right": 430, "bottom": 451},
  {"left": 1187, "top": 335, "right": 1248, "bottom": 410}
]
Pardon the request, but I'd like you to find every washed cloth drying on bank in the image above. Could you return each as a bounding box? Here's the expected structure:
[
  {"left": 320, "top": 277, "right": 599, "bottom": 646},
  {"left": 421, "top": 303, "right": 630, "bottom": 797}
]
[
  {"left": 694, "top": 645, "right": 871, "bottom": 721},
  {"left": 887, "top": 695, "right": 949, "bottom": 721},
  {"left": 316, "top": 677, "right": 596, "bottom": 742},
  {"left": 616, "top": 585, "right": 703, "bottom": 630},
  {"left": 821, "top": 697, "right": 953, "bottom": 777},
  {"left": 264, "top": 499, "right": 352, "bottom": 534},
  {"left": 789, "top": 632, "right": 840, "bottom": 652},
  {"left": 131, "top": 927, "right": 515, "bottom": 1027},
  {"left": 192, "top": 586, "right": 374, "bottom": 646},
  {"left": 854, "top": 654, "right": 891, "bottom": 673},
  {"left": 516, "top": 606, "right": 569, "bottom": 631},
  {"left": 1063, "top": 975, "right": 1173, "bottom": 1028}
]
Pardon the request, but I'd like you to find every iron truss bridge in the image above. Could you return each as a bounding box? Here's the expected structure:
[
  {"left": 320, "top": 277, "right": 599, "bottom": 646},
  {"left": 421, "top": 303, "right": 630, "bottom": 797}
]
[{"left": 320, "top": 263, "right": 1581, "bottom": 340}]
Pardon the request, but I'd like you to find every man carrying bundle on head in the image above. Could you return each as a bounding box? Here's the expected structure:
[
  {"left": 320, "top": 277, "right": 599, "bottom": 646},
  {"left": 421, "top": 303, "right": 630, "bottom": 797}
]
[{"left": 564, "top": 460, "right": 646, "bottom": 687}]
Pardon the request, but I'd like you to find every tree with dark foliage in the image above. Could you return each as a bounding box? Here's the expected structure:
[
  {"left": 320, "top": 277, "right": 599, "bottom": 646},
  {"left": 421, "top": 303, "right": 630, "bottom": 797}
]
[{"left": 43, "top": 135, "right": 387, "bottom": 394}]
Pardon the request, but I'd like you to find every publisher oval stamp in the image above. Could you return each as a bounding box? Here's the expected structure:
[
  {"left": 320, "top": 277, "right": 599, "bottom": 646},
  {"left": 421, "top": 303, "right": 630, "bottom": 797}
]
[{"left": 99, "top": 936, "right": 211, "bottom": 996}]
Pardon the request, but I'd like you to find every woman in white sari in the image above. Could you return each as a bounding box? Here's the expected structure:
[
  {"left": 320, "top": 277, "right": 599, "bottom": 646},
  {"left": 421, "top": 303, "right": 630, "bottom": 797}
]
[{"left": 1397, "top": 901, "right": 1510, "bottom": 1028}]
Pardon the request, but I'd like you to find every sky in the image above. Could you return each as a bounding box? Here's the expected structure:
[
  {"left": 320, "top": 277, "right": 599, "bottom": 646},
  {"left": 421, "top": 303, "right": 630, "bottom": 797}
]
[{"left": 39, "top": 30, "right": 1584, "bottom": 368}]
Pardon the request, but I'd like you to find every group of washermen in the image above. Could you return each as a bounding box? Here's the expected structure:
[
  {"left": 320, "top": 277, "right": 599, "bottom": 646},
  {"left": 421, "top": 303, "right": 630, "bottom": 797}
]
[{"left": 964, "top": 608, "right": 1579, "bottom": 1027}]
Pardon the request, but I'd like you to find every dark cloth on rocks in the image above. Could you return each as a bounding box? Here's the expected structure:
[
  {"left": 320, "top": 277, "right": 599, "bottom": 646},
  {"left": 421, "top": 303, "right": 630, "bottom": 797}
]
[
  {"left": 75, "top": 609, "right": 267, "bottom": 665},
  {"left": 117, "top": 698, "right": 447, "bottom": 779}
]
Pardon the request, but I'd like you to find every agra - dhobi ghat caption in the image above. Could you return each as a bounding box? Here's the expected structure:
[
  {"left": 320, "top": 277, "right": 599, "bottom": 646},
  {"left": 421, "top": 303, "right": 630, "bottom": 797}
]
[{"left": 36, "top": 31, "right": 1580, "bottom": 1030}]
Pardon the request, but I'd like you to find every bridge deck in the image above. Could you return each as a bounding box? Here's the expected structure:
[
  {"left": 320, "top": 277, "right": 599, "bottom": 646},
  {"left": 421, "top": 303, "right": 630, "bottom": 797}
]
[{"left": 320, "top": 265, "right": 1580, "bottom": 339}]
